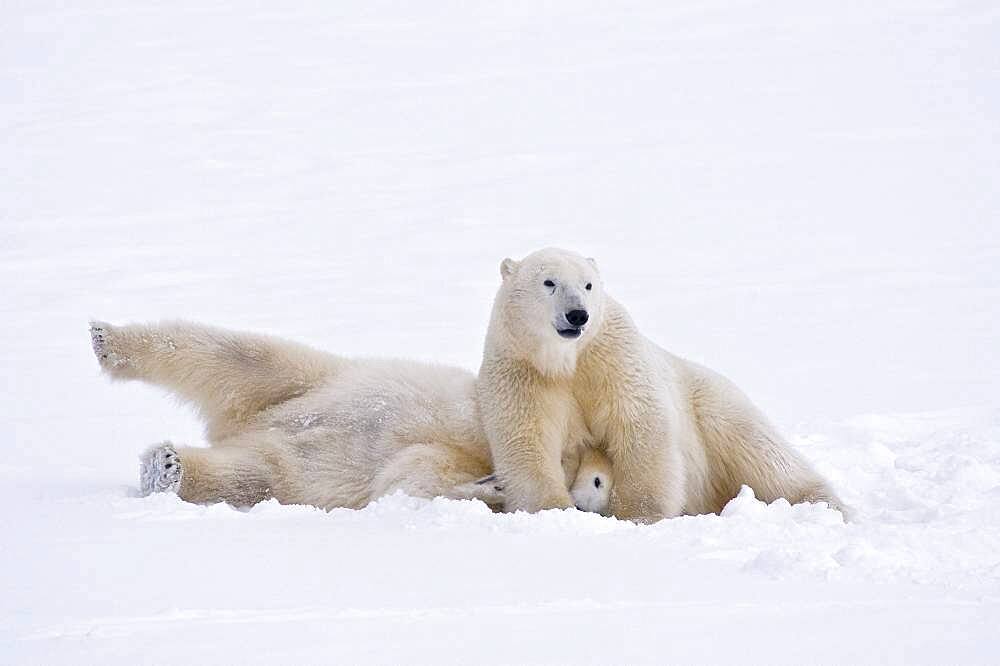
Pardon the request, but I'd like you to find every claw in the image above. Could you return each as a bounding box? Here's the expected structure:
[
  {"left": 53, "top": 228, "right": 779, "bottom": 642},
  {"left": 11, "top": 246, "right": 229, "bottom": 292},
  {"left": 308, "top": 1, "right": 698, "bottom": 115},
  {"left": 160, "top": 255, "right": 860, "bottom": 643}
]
[{"left": 139, "top": 443, "right": 183, "bottom": 496}]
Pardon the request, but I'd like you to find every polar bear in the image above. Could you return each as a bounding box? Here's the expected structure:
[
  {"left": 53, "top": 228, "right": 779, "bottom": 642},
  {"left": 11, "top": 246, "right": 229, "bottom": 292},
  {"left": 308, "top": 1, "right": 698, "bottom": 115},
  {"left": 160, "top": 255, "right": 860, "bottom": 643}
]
[
  {"left": 90, "top": 320, "right": 600, "bottom": 512},
  {"left": 477, "top": 247, "right": 847, "bottom": 522},
  {"left": 567, "top": 447, "right": 614, "bottom": 515}
]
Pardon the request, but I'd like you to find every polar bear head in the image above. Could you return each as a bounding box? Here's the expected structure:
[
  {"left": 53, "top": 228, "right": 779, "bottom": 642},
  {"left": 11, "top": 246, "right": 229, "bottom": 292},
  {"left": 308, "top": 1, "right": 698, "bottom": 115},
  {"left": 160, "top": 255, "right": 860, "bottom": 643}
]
[
  {"left": 490, "top": 247, "right": 604, "bottom": 377},
  {"left": 569, "top": 447, "right": 613, "bottom": 516}
]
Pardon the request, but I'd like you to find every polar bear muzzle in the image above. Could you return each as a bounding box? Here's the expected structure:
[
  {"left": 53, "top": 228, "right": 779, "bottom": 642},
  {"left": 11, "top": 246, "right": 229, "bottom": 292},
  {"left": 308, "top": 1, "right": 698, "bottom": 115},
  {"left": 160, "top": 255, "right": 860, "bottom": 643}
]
[{"left": 557, "top": 308, "right": 589, "bottom": 339}]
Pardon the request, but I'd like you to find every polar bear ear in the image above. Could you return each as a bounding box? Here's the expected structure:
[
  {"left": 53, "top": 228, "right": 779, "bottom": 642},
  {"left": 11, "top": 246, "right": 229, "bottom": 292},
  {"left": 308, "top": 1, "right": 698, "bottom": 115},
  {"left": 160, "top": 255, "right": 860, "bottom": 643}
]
[
  {"left": 586, "top": 257, "right": 598, "bottom": 270},
  {"left": 500, "top": 258, "right": 519, "bottom": 279}
]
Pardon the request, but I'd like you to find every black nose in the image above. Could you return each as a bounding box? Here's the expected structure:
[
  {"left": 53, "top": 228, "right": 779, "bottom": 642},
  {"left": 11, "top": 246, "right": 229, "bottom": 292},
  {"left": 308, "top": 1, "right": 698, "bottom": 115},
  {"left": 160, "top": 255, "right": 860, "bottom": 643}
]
[{"left": 566, "top": 309, "right": 589, "bottom": 327}]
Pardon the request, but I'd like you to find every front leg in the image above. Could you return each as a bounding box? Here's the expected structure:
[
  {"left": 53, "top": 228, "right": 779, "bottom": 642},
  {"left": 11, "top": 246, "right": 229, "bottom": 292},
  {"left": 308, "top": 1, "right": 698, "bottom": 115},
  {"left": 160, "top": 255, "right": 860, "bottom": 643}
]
[
  {"left": 606, "top": 412, "right": 686, "bottom": 523},
  {"left": 493, "top": 431, "right": 574, "bottom": 512},
  {"left": 478, "top": 362, "right": 574, "bottom": 512}
]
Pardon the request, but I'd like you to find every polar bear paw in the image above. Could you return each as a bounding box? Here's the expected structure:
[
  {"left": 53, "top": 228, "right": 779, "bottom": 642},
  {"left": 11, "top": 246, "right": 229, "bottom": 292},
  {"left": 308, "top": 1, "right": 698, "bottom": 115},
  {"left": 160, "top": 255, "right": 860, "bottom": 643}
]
[
  {"left": 140, "top": 443, "right": 183, "bottom": 496},
  {"left": 89, "top": 321, "right": 129, "bottom": 371}
]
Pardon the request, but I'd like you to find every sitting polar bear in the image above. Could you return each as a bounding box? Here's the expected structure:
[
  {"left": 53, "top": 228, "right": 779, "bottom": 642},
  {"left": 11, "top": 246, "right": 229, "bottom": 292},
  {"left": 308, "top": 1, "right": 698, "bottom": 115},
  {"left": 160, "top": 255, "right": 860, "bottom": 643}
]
[
  {"left": 89, "top": 320, "right": 611, "bottom": 513},
  {"left": 477, "top": 247, "right": 848, "bottom": 522}
]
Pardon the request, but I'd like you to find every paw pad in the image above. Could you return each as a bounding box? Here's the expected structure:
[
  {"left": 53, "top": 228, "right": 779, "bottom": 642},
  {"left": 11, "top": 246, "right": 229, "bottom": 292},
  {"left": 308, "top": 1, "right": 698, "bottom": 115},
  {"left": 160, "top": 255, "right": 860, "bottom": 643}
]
[
  {"left": 89, "top": 321, "right": 128, "bottom": 369},
  {"left": 89, "top": 324, "right": 107, "bottom": 357},
  {"left": 140, "top": 443, "right": 183, "bottom": 496}
]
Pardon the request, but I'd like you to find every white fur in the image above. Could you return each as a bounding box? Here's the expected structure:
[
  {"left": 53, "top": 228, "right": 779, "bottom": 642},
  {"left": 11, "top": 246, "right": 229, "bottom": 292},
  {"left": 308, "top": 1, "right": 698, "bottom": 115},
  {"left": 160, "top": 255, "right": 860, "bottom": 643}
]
[
  {"left": 477, "top": 248, "right": 849, "bottom": 521},
  {"left": 568, "top": 447, "right": 613, "bottom": 515}
]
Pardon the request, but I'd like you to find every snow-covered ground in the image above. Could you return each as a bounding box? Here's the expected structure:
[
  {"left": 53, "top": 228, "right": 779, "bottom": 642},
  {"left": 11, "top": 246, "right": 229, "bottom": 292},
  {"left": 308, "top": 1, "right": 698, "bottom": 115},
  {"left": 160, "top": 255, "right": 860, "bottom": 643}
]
[{"left": 3, "top": 1, "right": 999, "bottom": 663}]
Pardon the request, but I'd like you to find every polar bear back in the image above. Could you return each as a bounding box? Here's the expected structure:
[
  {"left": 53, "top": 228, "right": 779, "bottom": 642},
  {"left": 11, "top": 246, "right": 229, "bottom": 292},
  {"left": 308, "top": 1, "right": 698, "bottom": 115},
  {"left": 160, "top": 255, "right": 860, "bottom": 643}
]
[{"left": 247, "top": 359, "right": 493, "bottom": 509}]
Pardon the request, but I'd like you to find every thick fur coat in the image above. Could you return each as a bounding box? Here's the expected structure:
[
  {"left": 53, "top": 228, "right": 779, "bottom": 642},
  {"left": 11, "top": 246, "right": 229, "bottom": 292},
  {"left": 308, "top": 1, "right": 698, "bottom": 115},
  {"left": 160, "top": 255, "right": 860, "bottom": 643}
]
[{"left": 477, "top": 248, "right": 847, "bottom": 522}]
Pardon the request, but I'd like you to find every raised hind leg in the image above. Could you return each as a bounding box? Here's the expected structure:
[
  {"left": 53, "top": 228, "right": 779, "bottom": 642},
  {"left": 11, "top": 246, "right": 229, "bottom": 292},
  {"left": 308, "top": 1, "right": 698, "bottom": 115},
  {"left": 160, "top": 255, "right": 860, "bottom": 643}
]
[{"left": 90, "top": 320, "right": 346, "bottom": 440}]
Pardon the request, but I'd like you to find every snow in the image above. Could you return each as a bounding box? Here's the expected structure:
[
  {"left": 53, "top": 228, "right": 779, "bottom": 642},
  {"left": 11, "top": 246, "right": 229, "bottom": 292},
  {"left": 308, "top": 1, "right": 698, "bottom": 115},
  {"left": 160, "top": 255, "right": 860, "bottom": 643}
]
[{"left": 3, "top": 1, "right": 999, "bottom": 663}]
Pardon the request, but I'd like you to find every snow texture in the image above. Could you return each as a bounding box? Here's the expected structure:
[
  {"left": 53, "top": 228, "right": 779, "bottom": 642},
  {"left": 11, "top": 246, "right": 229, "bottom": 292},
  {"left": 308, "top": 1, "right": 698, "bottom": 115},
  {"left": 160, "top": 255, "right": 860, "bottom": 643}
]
[{"left": 3, "top": 1, "right": 999, "bottom": 663}]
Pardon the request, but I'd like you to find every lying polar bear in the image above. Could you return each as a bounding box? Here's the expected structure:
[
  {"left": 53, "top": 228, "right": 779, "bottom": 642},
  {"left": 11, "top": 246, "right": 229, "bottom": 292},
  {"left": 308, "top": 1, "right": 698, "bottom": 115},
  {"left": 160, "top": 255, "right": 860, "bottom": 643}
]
[{"left": 90, "top": 320, "right": 611, "bottom": 513}]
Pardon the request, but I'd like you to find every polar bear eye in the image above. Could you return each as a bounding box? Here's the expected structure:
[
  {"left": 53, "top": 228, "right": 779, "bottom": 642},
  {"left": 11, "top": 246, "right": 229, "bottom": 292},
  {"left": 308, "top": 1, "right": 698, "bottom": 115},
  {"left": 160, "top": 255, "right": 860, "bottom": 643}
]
[
  {"left": 543, "top": 280, "right": 555, "bottom": 288},
  {"left": 585, "top": 283, "right": 592, "bottom": 291},
  {"left": 593, "top": 477, "right": 602, "bottom": 488}
]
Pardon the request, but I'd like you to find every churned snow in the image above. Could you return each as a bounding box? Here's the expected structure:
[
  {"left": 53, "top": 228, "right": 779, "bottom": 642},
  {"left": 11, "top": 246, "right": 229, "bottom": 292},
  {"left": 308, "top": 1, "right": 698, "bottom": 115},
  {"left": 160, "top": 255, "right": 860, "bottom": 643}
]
[{"left": 3, "top": 1, "right": 999, "bottom": 663}]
